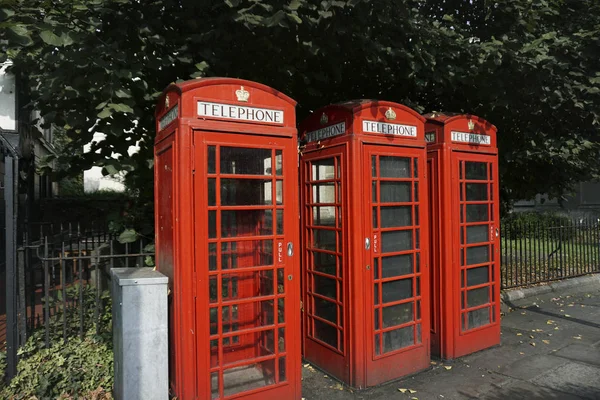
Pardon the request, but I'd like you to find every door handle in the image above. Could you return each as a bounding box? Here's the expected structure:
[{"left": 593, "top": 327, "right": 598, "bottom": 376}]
[
  {"left": 365, "top": 238, "right": 371, "bottom": 250},
  {"left": 287, "top": 242, "right": 294, "bottom": 256}
]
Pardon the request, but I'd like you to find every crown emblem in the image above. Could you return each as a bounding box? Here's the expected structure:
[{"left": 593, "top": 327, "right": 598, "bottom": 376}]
[
  {"left": 164, "top": 95, "right": 169, "bottom": 108},
  {"left": 385, "top": 107, "right": 396, "bottom": 120},
  {"left": 320, "top": 113, "right": 328, "bottom": 125},
  {"left": 468, "top": 119, "right": 475, "bottom": 130},
  {"left": 235, "top": 86, "right": 250, "bottom": 102}
]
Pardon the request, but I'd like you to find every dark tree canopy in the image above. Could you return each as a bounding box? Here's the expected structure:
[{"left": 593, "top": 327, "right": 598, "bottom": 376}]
[{"left": 1, "top": 0, "right": 599, "bottom": 222}]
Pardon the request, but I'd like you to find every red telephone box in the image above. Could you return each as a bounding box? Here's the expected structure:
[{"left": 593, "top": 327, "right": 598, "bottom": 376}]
[
  {"left": 154, "top": 78, "right": 301, "bottom": 400},
  {"left": 424, "top": 113, "right": 500, "bottom": 360},
  {"left": 298, "top": 100, "right": 430, "bottom": 388}
]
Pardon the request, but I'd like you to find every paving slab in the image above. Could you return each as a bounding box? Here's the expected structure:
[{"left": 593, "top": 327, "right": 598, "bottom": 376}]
[
  {"left": 481, "top": 379, "right": 587, "bottom": 400},
  {"left": 530, "top": 361, "right": 600, "bottom": 399},
  {"left": 554, "top": 343, "right": 600, "bottom": 366},
  {"left": 497, "top": 354, "right": 565, "bottom": 381}
]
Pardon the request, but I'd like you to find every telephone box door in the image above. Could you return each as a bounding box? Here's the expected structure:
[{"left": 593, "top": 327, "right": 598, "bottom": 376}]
[
  {"left": 301, "top": 145, "right": 349, "bottom": 383},
  {"left": 451, "top": 153, "right": 500, "bottom": 356},
  {"left": 363, "top": 144, "right": 430, "bottom": 386},
  {"left": 197, "top": 132, "right": 299, "bottom": 400}
]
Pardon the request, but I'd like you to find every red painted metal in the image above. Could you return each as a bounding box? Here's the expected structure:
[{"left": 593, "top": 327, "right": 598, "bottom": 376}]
[
  {"left": 155, "top": 78, "right": 301, "bottom": 400},
  {"left": 424, "top": 113, "right": 500, "bottom": 360},
  {"left": 299, "top": 100, "right": 430, "bottom": 388}
]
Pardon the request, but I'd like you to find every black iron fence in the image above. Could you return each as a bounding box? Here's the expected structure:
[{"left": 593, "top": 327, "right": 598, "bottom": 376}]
[
  {"left": 3, "top": 223, "right": 154, "bottom": 380},
  {"left": 500, "top": 218, "right": 600, "bottom": 288}
]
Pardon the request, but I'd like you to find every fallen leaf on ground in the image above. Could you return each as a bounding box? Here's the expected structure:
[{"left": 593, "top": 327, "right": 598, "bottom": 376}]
[
  {"left": 398, "top": 389, "right": 407, "bottom": 393},
  {"left": 565, "top": 314, "right": 571, "bottom": 317},
  {"left": 409, "top": 389, "right": 417, "bottom": 394},
  {"left": 530, "top": 342, "right": 536, "bottom": 347},
  {"left": 516, "top": 333, "right": 522, "bottom": 336},
  {"left": 547, "top": 320, "right": 555, "bottom": 325},
  {"left": 542, "top": 340, "right": 550, "bottom": 344},
  {"left": 519, "top": 352, "right": 525, "bottom": 355},
  {"left": 430, "top": 361, "right": 437, "bottom": 365},
  {"left": 535, "top": 329, "right": 543, "bottom": 332},
  {"left": 554, "top": 327, "right": 559, "bottom": 330},
  {"left": 444, "top": 366, "right": 452, "bottom": 370},
  {"left": 573, "top": 336, "right": 582, "bottom": 340},
  {"left": 529, "top": 335, "right": 535, "bottom": 339}
]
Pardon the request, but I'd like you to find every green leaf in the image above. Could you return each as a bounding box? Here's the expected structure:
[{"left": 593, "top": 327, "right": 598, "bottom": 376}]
[
  {"left": 39, "top": 30, "right": 64, "bottom": 46},
  {"left": 115, "top": 89, "right": 131, "bottom": 98},
  {"left": 97, "top": 108, "right": 112, "bottom": 119},
  {"left": 109, "top": 103, "right": 134, "bottom": 113},
  {"left": 288, "top": 13, "right": 302, "bottom": 24},
  {"left": 118, "top": 229, "right": 139, "bottom": 244}
]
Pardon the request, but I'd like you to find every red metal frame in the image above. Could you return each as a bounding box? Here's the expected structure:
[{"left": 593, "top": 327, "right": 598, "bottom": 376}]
[
  {"left": 299, "top": 101, "right": 430, "bottom": 388},
  {"left": 424, "top": 113, "right": 500, "bottom": 360},
  {"left": 155, "top": 78, "right": 301, "bottom": 400}
]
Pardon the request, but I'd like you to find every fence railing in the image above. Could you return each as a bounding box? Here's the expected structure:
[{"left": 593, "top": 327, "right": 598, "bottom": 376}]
[
  {"left": 3, "top": 224, "right": 154, "bottom": 380},
  {"left": 500, "top": 218, "right": 600, "bottom": 288}
]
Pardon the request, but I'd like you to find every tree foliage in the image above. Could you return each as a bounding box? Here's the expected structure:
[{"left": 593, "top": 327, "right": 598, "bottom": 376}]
[{"left": 1, "top": 0, "right": 599, "bottom": 217}]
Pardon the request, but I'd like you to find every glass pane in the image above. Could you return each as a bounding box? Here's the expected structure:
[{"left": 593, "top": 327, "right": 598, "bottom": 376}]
[
  {"left": 223, "top": 358, "right": 276, "bottom": 397},
  {"left": 375, "top": 334, "right": 381, "bottom": 355},
  {"left": 313, "top": 206, "right": 336, "bottom": 226},
  {"left": 413, "top": 158, "right": 418, "bottom": 178},
  {"left": 209, "top": 243, "right": 217, "bottom": 271},
  {"left": 221, "top": 240, "right": 273, "bottom": 269},
  {"left": 314, "top": 320, "right": 338, "bottom": 348},
  {"left": 380, "top": 182, "right": 411, "bottom": 203},
  {"left": 278, "top": 357, "right": 286, "bottom": 382},
  {"left": 466, "top": 204, "right": 488, "bottom": 222},
  {"left": 374, "top": 258, "right": 379, "bottom": 280},
  {"left": 278, "top": 298, "right": 284, "bottom": 323},
  {"left": 313, "top": 251, "right": 336, "bottom": 276},
  {"left": 467, "top": 225, "right": 488, "bottom": 243},
  {"left": 221, "top": 179, "right": 273, "bottom": 205},
  {"left": 278, "top": 328, "right": 286, "bottom": 352},
  {"left": 382, "top": 302, "right": 413, "bottom": 328},
  {"left": 381, "top": 254, "right": 413, "bottom": 278},
  {"left": 382, "top": 230, "right": 412, "bottom": 253},
  {"left": 208, "top": 178, "right": 216, "bottom": 205},
  {"left": 381, "top": 206, "right": 412, "bottom": 228},
  {"left": 222, "top": 300, "right": 274, "bottom": 332},
  {"left": 221, "top": 210, "right": 272, "bottom": 237},
  {"left": 374, "top": 284, "right": 379, "bottom": 305},
  {"left": 373, "top": 207, "right": 378, "bottom": 228},
  {"left": 313, "top": 229, "right": 337, "bottom": 251},
  {"left": 277, "top": 268, "right": 285, "bottom": 294},
  {"left": 413, "top": 182, "right": 419, "bottom": 202},
  {"left": 382, "top": 278, "right": 413, "bottom": 303},
  {"left": 209, "top": 210, "right": 216, "bottom": 239},
  {"left": 276, "top": 209, "right": 283, "bottom": 235},
  {"left": 380, "top": 156, "right": 410, "bottom": 178},
  {"left": 372, "top": 181, "right": 377, "bottom": 202},
  {"left": 416, "top": 323, "right": 422, "bottom": 343},
  {"left": 211, "top": 372, "right": 219, "bottom": 400},
  {"left": 276, "top": 180, "right": 283, "bottom": 204},
  {"left": 466, "top": 183, "right": 488, "bottom": 201},
  {"left": 465, "top": 162, "right": 487, "bottom": 180},
  {"left": 312, "top": 159, "right": 335, "bottom": 180},
  {"left": 221, "top": 147, "right": 272, "bottom": 175},
  {"left": 209, "top": 276, "right": 217, "bottom": 302},
  {"left": 314, "top": 274, "right": 337, "bottom": 299},
  {"left": 466, "top": 266, "right": 489, "bottom": 286},
  {"left": 467, "top": 245, "right": 489, "bottom": 265},
  {"left": 467, "top": 307, "right": 490, "bottom": 329},
  {"left": 371, "top": 156, "right": 377, "bottom": 177},
  {"left": 208, "top": 146, "right": 216, "bottom": 174},
  {"left": 467, "top": 287, "right": 489, "bottom": 308},
  {"left": 275, "top": 150, "right": 283, "bottom": 175},
  {"left": 312, "top": 183, "right": 336, "bottom": 204},
  {"left": 210, "top": 307, "right": 218, "bottom": 335},
  {"left": 383, "top": 325, "right": 414, "bottom": 353},
  {"left": 314, "top": 297, "right": 337, "bottom": 323}
]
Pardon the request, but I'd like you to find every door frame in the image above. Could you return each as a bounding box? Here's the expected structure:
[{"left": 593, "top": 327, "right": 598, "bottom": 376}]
[
  {"left": 361, "top": 143, "right": 430, "bottom": 386},
  {"left": 194, "top": 130, "right": 301, "bottom": 400}
]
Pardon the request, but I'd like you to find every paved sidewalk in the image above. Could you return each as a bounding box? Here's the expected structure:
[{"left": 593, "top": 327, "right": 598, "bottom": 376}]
[{"left": 302, "top": 282, "right": 600, "bottom": 399}]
